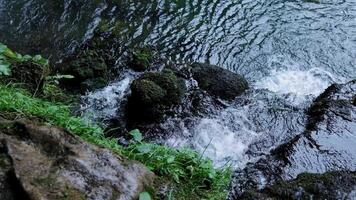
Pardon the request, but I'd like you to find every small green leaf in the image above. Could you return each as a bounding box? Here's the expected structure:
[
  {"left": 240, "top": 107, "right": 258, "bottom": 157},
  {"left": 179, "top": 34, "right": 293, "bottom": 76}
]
[
  {"left": 136, "top": 144, "right": 152, "bottom": 154},
  {"left": 0, "top": 63, "right": 11, "bottom": 75},
  {"left": 0, "top": 43, "right": 7, "bottom": 53},
  {"left": 166, "top": 156, "right": 175, "bottom": 164},
  {"left": 3, "top": 48, "right": 17, "bottom": 59},
  {"left": 139, "top": 192, "right": 152, "bottom": 200},
  {"left": 22, "top": 55, "right": 32, "bottom": 61},
  {"left": 129, "top": 129, "right": 143, "bottom": 142},
  {"left": 32, "top": 55, "right": 49, "bottom": 66},
  {"left": 46, "top": 74, "right": 75, "bottom": 81}
]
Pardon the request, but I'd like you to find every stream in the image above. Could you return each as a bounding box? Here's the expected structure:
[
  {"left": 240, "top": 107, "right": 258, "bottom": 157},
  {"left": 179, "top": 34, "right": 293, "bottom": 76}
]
[{"left": 1, "top": 0, "right": 356, "bottom": 198}]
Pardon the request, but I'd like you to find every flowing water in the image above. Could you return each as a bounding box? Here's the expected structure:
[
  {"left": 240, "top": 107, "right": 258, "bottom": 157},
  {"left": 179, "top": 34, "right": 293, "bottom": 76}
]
[{"left": 1, "top": 0, "right": 356, "bottom": 191}]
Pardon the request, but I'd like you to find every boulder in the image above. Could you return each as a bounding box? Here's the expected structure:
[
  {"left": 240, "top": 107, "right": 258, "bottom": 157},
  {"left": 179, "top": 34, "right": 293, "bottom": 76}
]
[
  {"left": 190, "top": 63, "right": 248, "bottom": 100},
  {"left": 59, "top": 49, "right": 109, "bottom": 92},
  {"left": 0, "top": 119, "right": 154, "bottom": 200},
  {"left": 127, "top": 69, "right": 186, "bottom": 124},
  {"left": 127, "top": 49, "right": 153, "bottom": 72}
]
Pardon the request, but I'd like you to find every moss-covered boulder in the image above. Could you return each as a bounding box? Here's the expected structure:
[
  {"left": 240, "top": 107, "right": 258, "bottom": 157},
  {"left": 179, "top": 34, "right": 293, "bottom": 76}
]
[
  {"left": 128, "top": 49, "right": 153, "bottom": 72},
  {"left": 128, "top": 69, "right": 186, "bottom": 124},
  {"left": 59, "top": 50, "right": 108, "bottom": 92},
  {"left": 190, "top": 63, "right": 248, "bottom": 100}
]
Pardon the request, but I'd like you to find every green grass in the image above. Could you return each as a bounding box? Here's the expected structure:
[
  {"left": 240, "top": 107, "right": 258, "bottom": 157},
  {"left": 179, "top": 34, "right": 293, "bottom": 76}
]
[{"left": 0, "top": 83, "right": 231, "bottom": 199}]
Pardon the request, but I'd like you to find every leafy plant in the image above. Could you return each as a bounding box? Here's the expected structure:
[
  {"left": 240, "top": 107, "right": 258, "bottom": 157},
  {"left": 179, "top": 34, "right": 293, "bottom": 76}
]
[
  {"left": 0, "top": 42, "right": 49, "bottom": 76},
  {"left": 129, "top": 129, "right": 143, "bottom": 142},
  {"left": 139, "top": 192, "right": 152, "bottom": 200}
]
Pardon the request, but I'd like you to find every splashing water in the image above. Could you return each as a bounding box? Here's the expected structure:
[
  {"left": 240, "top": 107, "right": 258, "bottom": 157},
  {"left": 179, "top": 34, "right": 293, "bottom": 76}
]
[
  {"left": 81, "top": 76, "right": 132, "bottom": 121},
  {"left": 165, "top": 107, "right": 259, "bottom": 168},
  {"left": 255, "top": 68, "right": 344, "bottom": 104}
]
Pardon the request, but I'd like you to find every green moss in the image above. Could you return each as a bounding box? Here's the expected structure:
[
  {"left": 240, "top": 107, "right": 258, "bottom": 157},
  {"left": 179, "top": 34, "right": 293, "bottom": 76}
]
[
  {"left": 128, "top": 70, "right": 186, "bottom": 123},
  {"left": 131, "top": 79, "right": 166, "bottom": 105},
  {"left": 59, "top": 47, "right": 109, "bottom": 92},
  {"left": 58, "top": 187, "right": 86, "bottom": 200},
  {"left": 128, "top": 49, "right": 153, "bottom": 72},
  {"left": 140, "top": 70, "right": 185, "bottom": 105},
  {"left": 34, "top": 176, "right": 57, "bottom": 188},
  {"left": 0, "top": 154, "right": 11, "bottom": 169}
]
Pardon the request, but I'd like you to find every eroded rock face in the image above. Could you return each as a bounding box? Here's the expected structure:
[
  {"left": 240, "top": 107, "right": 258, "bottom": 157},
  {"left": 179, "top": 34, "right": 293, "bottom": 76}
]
[
  {"left": 0, "top": 119, "right": 154, "bottom": 200},
  {"left": 229, "top": 80, "right": 356, "bottom": 199},
  {"left": 191, "top": 63, "right": 248, "bottom": 100}
]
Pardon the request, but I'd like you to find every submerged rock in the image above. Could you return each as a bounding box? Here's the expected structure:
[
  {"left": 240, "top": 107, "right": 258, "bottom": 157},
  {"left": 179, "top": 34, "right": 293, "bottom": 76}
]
[
  {"left": 191, "top": 63, "right": 248, "bottom": 100},
  {"left": 0, "top": 118, "right": 154, "bottom": 200},
  {"left": 229, "top": 80, "right": 356, "bottom": 199},
  {"left": 240, "top": 171, "right": 356, "bottom": 200},
  {"left": 127, "top": 69, "right": 186, "bottom": 125}
]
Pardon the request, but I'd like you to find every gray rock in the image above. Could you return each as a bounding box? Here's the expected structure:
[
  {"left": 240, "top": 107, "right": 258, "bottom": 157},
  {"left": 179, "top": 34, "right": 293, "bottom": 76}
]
[{"left": 0, "top": 119, "right": 154, "bottom": 200}]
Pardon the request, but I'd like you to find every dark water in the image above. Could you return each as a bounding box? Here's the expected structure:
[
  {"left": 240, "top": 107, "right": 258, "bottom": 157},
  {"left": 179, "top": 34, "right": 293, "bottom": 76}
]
[{"left": 1, "top": 0, "right": 355, "bottom": 80}]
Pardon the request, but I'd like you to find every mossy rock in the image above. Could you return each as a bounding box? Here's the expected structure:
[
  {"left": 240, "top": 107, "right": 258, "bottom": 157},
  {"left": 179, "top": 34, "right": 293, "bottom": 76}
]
[
  {"left": 191, "top": 63, "right": 248, "bottom": 100},
  {"left": 59, "top": 50, "right": 108, "bottom": 92},
  {"left": 128, "top": 69, "right": 186, "bottom": 124},
  {"left": 131, "top": 79, "right": 166, "bottom": 105},
  {"left": 128, "top": 49, "right": 153, "bottom": 72}
]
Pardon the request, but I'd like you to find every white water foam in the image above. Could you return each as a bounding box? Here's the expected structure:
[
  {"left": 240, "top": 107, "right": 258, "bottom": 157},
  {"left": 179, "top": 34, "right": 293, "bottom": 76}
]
[
  {"left": 191, "top": 118, "right": 251, "bottom": 168},
  {"left": 166, "top": 107, "right": 258, "bottom": 168},
  {"left": 81, "top": 76, "right": 132, "bottom": 121},
  {"left": 255, "top": 68, "right": 342, "bottom": 103}
]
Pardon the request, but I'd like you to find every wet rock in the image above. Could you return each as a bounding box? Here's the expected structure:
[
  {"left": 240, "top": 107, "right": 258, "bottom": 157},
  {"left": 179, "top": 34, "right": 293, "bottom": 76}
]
[
  {"left": 59, "top": 49, "right": 109, "bottom": 92},
  {"left": 229, "top": 80, "right": 356, "bottom": 199},
  {"left": 264, "top": 171, "right": 356, "bottom": 199},
  {"left": 127, "top": 69, "right": 186, "bottom": 125},
  {"left": 127, "top": 49, "right": 153, "bottom": 72},
  {"left": 0, "top": 118, "right": 154, "bottom": 200},
  {"left": 239, "top": 171, "right": 356, "bottom": 200},
  {"left": 190, "top": 63, "right": 248, "bottom": 100}
]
